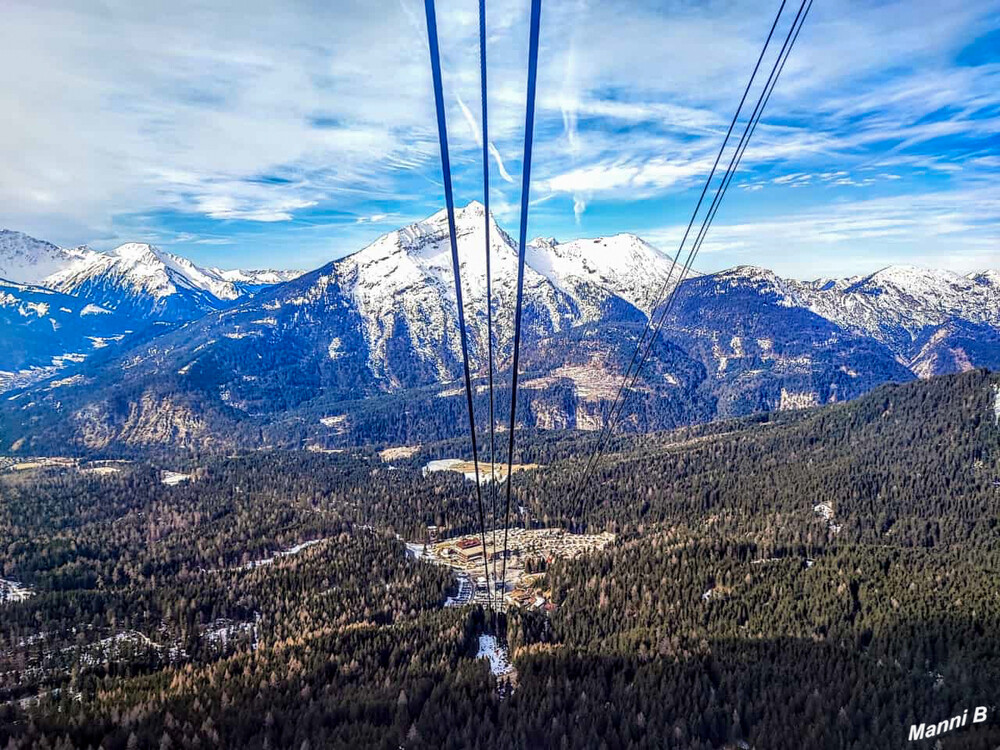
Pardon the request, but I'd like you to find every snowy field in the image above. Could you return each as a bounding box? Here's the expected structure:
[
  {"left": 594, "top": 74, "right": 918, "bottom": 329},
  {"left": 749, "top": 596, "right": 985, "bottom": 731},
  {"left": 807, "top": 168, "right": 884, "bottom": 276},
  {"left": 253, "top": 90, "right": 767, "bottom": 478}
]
[
  {"left": 161, "top": 470, "right": 192, "bottom": 486},
  {"left": 422, "top": 458, "right": 539, "bottom": 483},
  {"left": 476, "top": 635, "right": 513, "bottom": 676},
  {"left": 235, "top": 538, "right": 328, "bottom": 570},
  {"left": 0, "top": 578, "right": 35, "bottom": 604}
]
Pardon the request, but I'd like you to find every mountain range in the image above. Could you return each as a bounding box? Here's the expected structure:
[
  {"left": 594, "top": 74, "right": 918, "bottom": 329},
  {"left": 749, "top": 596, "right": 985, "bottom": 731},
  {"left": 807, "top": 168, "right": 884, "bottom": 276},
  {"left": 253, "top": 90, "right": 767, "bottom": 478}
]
[
  {"left": 0, "top": 204, "right": 996, "bottom": 454},
  {"left": 0, "top": 229, "right": 302, "bottom": 391}
]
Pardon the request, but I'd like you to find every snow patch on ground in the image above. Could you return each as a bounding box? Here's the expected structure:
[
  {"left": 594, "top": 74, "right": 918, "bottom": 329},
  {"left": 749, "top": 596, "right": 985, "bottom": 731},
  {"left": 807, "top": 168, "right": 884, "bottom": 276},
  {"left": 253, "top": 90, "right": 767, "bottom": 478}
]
[
  {"left": 235, "top": 538, "right": 327, "bottom": 570},
  {"left": 161, "top": 470, "right": 192, "bottom": 486},
  {"left": 780, "top": 388, "right": 819, "bottom": 411},
  {"left": 223, "top": 331, "right": 261, "bottom": 340},
  {"left": 53, "top": 352, "right": 87, "bottom": 366},
  {"left": 47, "top": 374, "right": 84, "bottom": 389},
  {"left": 202, "top": 614, "right": 261, "bottom": 650},
  {"left": 0, "top": 578, "right": 35, "bottom": 604},
  {"left": 476, "top": 635, "right": 513, "bottom": 676},
  {"left": 405, "top": 542, "right": 436, "bottom": 562},
  {"left": 320, "top": 414, "right": 348, "bottom": 433},
  {"left": 21, "top": 301, "right": 49, "bottom": 317},
  {"left": 813, "top": 502, "right": 842, "bottom": 534},
  {"left": 444, "top": 575, "right": 473, "bottom": 607},
  {"left": 69, "top": 630, "right": 185, "bottom": 667},
  {"left": 993, "top": 384, "right": 1000, "bottom": 424},
  {"left": 813, "top": 502, "right": 834, "bottom": 521},
  {"left": 423, "top": 458, "right": 464, "bottom": 474},
  {"left": 422, "top": 457, "right": 539, "bottom": 483},
  {"left": 87, "top": 334, "right": 124, "bottom": 349},
  {"left": 82, "top": 465, "right": 122, "bottom": 476}
]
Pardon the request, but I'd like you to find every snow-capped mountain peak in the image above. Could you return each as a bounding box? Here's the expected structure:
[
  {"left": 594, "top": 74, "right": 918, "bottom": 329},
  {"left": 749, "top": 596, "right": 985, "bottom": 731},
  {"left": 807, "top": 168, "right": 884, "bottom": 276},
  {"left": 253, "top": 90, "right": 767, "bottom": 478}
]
[
  {"left": 850, "top": 264, "right": 970, "bottom": 294},
  {"left": 0, "top": 229, "right": 99, "bottom": 286},
  {"left": 765, "top": 263, "right": 1000, "bottom": 361},
  {"left": 713, "top": 265, "right": 791, "bottom": 292},
  {"left": 45, "top": 240, "right": 242, "bottom": 307},
  {"left": 532, "top": 236, "right": 559, "bottom": 249},
  {"left": 527, "top": 232, "right": 693, "bottom": 315},
  {"left": 0, "top": 230, "right": 305, "bottom": 392},
  {"left": 969, "top": 269, "right": 1000, "bottom": 286},
  {"left": 112, "top": 241, "right": 161, "bottom": 264},
  {"left": 297, "top": 203, "right": 692, "bottom": 385},
  {"left": 345, "top": 202, "right": 688, "bottom": 317},
  {"left": 0, "top": 229, "right": 300, "bottom": 325},
  {"left": 344, "top": 200, "right": 521, "bottom": 302}
]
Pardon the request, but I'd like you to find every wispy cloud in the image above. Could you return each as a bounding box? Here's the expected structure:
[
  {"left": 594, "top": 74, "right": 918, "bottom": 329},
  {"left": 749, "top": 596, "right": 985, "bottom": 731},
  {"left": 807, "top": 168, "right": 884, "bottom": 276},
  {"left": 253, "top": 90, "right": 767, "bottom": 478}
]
[
  {"left": 645, "top": 186, "right": 1000, "bottom": 278},
  {"left": 455, "top": 93, "right": 515, "bottom": 184},
  {"left": 0, "top": 0, "right": 996, "bottom": 274}
]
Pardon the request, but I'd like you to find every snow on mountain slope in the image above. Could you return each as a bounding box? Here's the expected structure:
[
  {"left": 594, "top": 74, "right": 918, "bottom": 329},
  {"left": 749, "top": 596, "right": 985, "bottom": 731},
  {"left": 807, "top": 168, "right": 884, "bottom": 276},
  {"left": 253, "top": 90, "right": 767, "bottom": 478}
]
[
  {"left": 0, "top": 229, "right": 99, "bottom": 286},
  {"left": 661, "top": 266, "right": 916, "bottom": 416},
  {"left": 698, "top": 265, "right": 806, "bottom": 305},
  {"left": 331, "top": 201, "right": 581, "bottom": 385},
  {"left": 672, "top": 264, "right": 1000, "bottom": 378},
  {"left": 527, "top": 233, "right": 695, "bottom": 317},
  {"left": 0, "top": 229, "right": 301, "bottom": 324},
  {"left": 216, "top": 268, "right": 304, "bottom": 293},
  {"left": 791, "top": 264, "right": 1000, "bottom": 360},
  {"left": 304, "top": 201, "right": 706, "bottom": 388},
  {"left": 0, "top": 278, "right": 135, "bottom": 391},
  {"left": 44, "top": 243, "right": 240, "bottom": 321},
  {"left": 3, "top": 205, "right": 998, "bottom": 452},
  {"left": 50, "top": 242, "right": 238, "bottom": 299}
]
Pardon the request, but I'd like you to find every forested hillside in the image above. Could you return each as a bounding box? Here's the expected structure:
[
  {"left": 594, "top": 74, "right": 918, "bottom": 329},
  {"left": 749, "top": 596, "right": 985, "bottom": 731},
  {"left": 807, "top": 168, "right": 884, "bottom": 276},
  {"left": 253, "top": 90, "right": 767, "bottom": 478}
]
[{"left": 1, "top": 370, "right": 998, "bottom": 748}]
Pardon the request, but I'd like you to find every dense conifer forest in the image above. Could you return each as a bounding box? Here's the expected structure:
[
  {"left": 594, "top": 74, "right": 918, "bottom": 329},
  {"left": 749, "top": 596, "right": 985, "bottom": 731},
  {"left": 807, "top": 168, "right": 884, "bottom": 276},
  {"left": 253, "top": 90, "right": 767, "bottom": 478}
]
[{"left": 1, "top": 370, "right": 998, "bottom": 748}]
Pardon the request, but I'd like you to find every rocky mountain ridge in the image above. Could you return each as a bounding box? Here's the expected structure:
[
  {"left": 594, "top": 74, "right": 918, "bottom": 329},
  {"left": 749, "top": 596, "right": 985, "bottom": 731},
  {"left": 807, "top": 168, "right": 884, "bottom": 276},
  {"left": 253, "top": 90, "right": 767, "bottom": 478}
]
[{"left": 0, "top": 205, "right": 996, "bottom": 453}]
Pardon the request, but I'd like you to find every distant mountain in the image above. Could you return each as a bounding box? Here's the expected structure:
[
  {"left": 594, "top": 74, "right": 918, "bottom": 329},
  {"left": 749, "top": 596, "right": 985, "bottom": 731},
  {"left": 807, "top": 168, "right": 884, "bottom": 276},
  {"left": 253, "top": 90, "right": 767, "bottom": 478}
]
[
  {"left": 215, "top": 268, "right": 305, "bottom": 295},
  {"left": 0, "top": 205, "right": 996, "bottom": 454},
  {"left": 0, "top": 230, "right": 303, "bottom": 390},
  {"left": 526, "top": 233, "right": 696, "bottom": 318},
  {"left": 45, "top": 242, "right": 261, "bottom": 321},
  {"left": 0, "top": 229, "right": 99, "bottom": 286},
  {"left": 329, "top": 201, "right": 684, "bottom": 387},
  {"left": 789, "top": 264, "right": 1000, "bottom": 369},
  {"left": 0, "top": 204, "right": 707, "bottom": 451},
  {"left": 676, "top": 264, "right": 1000, "bottom": 380},
  {"left": 0, "top": 279, "right": 137, "bottom": 392},
  {"left": 660, "top": 266, "right": 915, "bottom": 417},
  {"left": 0, "top": 229, "right": 303, "bottom": 322}
]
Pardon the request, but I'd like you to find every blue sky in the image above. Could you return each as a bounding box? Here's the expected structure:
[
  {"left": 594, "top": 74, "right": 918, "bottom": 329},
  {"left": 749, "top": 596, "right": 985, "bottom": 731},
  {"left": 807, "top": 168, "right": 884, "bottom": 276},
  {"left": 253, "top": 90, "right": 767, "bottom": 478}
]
[{"left": 0, "top": 0, "right": 997, "bottom": 278}]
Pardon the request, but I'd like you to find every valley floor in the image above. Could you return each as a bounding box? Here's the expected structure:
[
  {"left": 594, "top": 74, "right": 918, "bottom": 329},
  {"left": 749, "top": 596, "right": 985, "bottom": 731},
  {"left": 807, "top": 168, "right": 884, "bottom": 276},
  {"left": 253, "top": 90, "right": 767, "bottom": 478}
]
[{"left": 1, "top": 371, "right": 999, "bottom": 749}]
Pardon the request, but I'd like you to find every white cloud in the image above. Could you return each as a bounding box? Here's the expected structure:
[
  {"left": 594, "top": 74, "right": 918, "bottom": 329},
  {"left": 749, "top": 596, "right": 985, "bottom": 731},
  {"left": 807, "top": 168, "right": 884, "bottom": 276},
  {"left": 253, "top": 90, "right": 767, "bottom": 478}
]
[
  {"left": 455, "top": 92, "right": 516, "bottom": 186},
  {"left": 645, "top": 186, "right": 1000, "bottom": 278},
  {"left": 0, "top": 0, "right": 996, "bottom": 271}
]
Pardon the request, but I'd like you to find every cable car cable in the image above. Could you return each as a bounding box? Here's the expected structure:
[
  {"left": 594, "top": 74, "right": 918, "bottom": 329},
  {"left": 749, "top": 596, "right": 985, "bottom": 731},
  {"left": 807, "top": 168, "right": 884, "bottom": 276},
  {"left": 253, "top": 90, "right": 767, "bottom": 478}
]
[
  {"left": 567, "top": 0, "right": 790, "bottom": 519},
  {"left": 499, "top": 0, "right": 543, "bottom": 607},
  {"left": 612, "top": 0, "right": 813, "bottom": 434},
  {"left": 570, "top": 0, "right": 812, "bottom": 516},
  {"left": 479, "top": 0, "right": 502, "bottom": 617},
  {"left": 424, "top": 0, "right": 494, "bottom": 613}
]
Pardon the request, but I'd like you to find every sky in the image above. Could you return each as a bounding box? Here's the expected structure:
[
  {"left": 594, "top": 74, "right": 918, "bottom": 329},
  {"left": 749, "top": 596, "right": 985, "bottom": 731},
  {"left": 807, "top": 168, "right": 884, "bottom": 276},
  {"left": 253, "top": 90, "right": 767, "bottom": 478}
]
[{"left": 0, "top": 0, "right": 997, "bottom": 279}]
